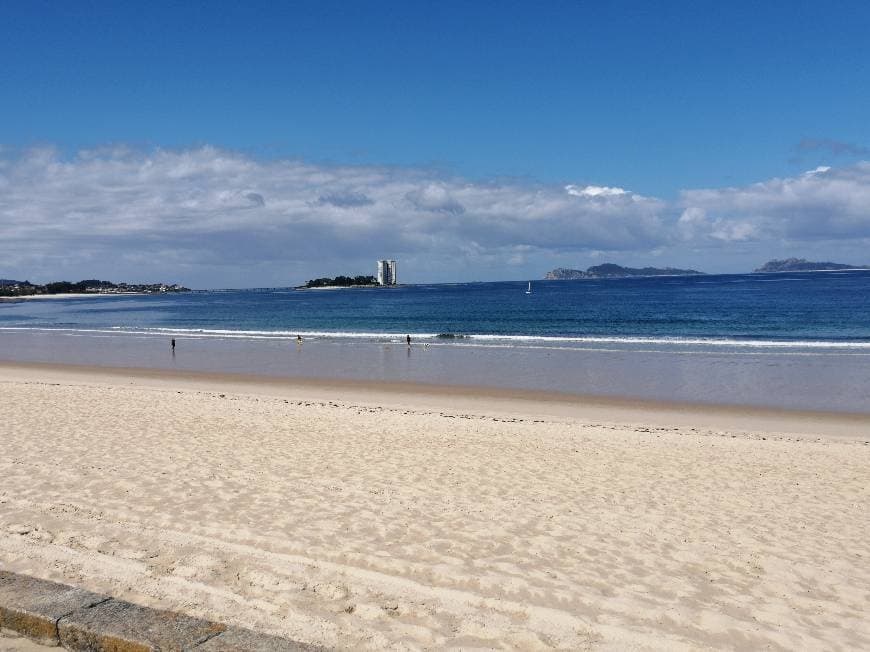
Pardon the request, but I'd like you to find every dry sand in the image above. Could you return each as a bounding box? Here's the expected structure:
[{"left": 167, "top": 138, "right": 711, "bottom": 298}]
[
  {"left": 0, "top": 363, "right": 868, "bottom": 650},
  {"left": 0, "top": 631, "right": 50, "bottom": 652}
]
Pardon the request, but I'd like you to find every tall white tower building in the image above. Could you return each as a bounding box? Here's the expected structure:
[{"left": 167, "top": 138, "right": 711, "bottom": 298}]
[{"left": 377, "top": 260, "right": 397, "bottom": 285}]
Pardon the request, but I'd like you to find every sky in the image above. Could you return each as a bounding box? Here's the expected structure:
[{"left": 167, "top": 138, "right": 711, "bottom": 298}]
[{"left": 2, "top": 0, "right": 870, "bottom": 287}]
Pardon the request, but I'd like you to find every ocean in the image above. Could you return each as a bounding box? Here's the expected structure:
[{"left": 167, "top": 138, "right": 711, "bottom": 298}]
[{"left": 2, "top": 270, "right": 870, "bottom": 412}]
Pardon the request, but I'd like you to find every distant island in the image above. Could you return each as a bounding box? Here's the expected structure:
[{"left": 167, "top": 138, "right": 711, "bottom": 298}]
[
  {"left": 545, "top": 263, "right": 705, "bottom": 280},
  {"left": 754, "top": 258, "right": 870, "bottom": 273},
  {"left": 300, "top": 275, "right": 378, "bottom": 289},
  {"left": 0, "top": 279, "right": 190, "bottom": 298}
]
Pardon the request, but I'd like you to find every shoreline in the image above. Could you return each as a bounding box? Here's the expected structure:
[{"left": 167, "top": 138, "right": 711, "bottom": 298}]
[
  {"left": 1, "top": 324, "right": 870, "bottom": 415},
  {"left": 294, "top": 284, "right": 402, "bottom": 290},
  {"left": 2, "top": 360, "right": 868, "bottom": 439},
  {"left": 0, "top": 292, "right": 148, "bottom": 301}
]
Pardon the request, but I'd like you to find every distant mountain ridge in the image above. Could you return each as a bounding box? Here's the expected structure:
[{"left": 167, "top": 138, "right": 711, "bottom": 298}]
[
  {"left": 545, "top": 264, "right": 705, "bottom": 280},
  {"left": 754, "top": 258, "right": 870, "bottom": 273}
]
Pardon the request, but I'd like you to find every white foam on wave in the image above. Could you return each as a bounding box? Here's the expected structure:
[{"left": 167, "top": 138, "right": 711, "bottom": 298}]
[
  {"left": 3, "top": 325, "right": 870, "bottom": 350},
  {"left": 463, "top": 333, "right": 870, "bottom": 349}
]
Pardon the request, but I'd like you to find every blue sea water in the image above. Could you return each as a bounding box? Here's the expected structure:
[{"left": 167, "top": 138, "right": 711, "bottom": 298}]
[
  {"left": 3, "top": 271, "right": 870, "bottom": 411},
  {"left": 2, "top": 270, "right": 870, "bottom": 351}
]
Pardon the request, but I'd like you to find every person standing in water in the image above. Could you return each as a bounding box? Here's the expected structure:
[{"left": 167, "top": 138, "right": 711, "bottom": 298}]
[
  {"left": 406, "top": 334, "right": 411, "bottom": 347},
  {"left": 171, "top": 337, "right": 176, "bottom": 351}
]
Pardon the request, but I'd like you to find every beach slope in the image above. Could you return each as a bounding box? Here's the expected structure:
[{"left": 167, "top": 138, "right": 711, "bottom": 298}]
[{"left": 0, "top": 364, "right": 868, "bottom": 650}]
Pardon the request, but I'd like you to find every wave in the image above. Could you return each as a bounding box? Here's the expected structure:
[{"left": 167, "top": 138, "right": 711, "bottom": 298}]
[{"left": 3, "top": 325, "right": 870, "bottom": 350}]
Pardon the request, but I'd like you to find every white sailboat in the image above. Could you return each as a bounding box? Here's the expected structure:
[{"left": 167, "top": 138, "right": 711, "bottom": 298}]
[{"left": 525, "top": 281, "right": 532, "bottom": 294}]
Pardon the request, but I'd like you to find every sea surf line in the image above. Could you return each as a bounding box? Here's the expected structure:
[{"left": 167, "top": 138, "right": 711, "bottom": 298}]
[{"left": 3, "top": 326, "right": 870, "bottom": 353}]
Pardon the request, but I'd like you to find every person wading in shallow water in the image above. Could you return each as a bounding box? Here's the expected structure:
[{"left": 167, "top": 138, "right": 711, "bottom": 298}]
[
  {"left": 171, "top": 338, "right": 176, "bottom": 351},
  {"left": 406, "top": 334, "right": 411, "bottom": 347}
]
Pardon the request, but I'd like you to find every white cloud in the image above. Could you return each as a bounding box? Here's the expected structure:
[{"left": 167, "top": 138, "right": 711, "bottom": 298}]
[
  {"left": 2, "top": 145, "right": 870, "bottom": 286},
  {"left": 676, "top": 207, "right": 758, "bottom": 243},
  {"left": 565, "top": 184, "right": 629, "bottom": 197},
  {"left": 0, "top": 146, "right": 668, "bottom": 285},
  {"left": 680, "top": 162, "right": 870, "bottom": 242}
]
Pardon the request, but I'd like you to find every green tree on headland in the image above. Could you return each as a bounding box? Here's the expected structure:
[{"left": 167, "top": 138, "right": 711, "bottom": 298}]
[{"left": 304, "top": 275, "right": 377, "bottom": 288}]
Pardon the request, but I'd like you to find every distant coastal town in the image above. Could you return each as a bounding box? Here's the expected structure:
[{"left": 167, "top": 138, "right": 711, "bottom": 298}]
[{"left": 0, "top": 279, "right": 190, "bottom": 297}]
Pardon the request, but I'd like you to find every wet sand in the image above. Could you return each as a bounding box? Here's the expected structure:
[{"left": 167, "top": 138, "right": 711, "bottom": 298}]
[
  {"left": 2, "top": 328, "right": 870, "bottom": 413},
  {"left": 1, "top": 362, "right": 869, "bottom": 650}
]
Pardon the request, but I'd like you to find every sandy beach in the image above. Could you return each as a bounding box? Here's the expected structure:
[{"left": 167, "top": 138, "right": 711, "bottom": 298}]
[{"left": 1, "top": 362, "right": 868, "bottom": 650}]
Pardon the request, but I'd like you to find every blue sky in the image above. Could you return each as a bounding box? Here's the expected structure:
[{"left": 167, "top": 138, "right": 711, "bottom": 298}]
[{"left": 2, "top": 1, "right": 870, "bottom": 286}]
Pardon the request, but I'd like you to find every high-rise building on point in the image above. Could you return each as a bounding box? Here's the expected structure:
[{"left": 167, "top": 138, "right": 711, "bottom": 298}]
[{"left": 377, "top": 260, "right": 397, "bottom": 285}]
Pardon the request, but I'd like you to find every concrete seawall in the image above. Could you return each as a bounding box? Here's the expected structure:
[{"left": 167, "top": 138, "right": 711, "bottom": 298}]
[{"left": 0, "top": 571, "right": 323, "bottom": 651}]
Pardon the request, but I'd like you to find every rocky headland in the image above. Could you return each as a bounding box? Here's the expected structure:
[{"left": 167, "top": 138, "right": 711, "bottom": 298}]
[
  {"left": 545, "top": 264, "right": 705, "bottom": 280},
  {"left": 754, "top": 258, "right": 870, "bottom": 273}
]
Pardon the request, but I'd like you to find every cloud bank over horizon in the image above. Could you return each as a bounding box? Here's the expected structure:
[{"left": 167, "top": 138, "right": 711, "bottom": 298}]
[{"left": 2, "top": 145, "right": 870, "bottom": 287}]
